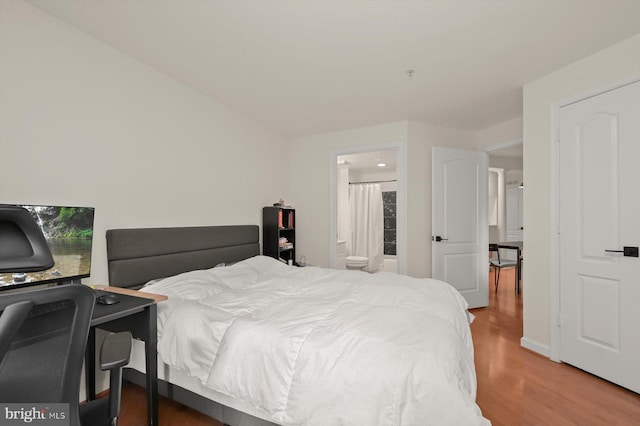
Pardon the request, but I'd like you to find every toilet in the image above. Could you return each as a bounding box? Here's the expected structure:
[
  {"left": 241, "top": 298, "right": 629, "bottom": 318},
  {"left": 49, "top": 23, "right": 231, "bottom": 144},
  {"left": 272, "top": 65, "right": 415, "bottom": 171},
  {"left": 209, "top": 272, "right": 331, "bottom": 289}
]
[{"left": 345, "top": 256, "right": 368, "bottom": 271}]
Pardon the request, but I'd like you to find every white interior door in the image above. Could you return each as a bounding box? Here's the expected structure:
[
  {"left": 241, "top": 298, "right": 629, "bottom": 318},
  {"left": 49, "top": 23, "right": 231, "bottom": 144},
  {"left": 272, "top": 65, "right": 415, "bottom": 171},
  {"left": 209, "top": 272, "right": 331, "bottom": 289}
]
[
  {"left": 432, "top": 147, "right": 488, "bottom": 308},
  {"left": 559, "top": 80, "right": 640, "bottom": 393}
]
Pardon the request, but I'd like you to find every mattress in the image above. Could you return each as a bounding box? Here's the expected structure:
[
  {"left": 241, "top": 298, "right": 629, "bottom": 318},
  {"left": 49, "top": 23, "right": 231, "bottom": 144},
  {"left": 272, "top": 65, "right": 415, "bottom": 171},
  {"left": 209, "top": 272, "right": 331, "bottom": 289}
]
[{"left": 129, "top": 255, "right": 490, "bottom": 425}]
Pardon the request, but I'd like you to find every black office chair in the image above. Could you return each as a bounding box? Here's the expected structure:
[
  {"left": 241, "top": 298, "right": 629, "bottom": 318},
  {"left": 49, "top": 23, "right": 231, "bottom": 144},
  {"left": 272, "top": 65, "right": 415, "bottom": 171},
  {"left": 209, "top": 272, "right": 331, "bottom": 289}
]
[
  {"left": 0, "top": 205, "right": 54, "bottom": 273},
  {"left": 489, "top": 243, "right": 518, "bottom": 293},
  {"left": 0, "top": 205, "right": 131, "bottom": 426}
]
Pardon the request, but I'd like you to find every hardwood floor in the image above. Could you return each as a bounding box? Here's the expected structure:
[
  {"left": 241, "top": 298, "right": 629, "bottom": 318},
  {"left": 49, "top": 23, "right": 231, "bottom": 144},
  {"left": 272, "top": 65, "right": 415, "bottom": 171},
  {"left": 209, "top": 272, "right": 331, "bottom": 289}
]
[
  {"left": 118, "top": 384, "right": 223, "bottom": 426},
  {"left": 118, "top": 268, "right": 640, "bottom": 425},
  {"left": 473, "top": 268, "right": 640, "bottom": 425}
]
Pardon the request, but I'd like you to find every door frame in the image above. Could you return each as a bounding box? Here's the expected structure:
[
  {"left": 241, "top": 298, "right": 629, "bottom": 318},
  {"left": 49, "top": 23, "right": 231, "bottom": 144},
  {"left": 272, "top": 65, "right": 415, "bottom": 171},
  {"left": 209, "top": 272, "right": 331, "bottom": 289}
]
[
  {"left": 329, "top": 142, "right": 407, "bottom": 274},
  {"left": 549, "top": 75, "right": 640, "bottom": 362}
]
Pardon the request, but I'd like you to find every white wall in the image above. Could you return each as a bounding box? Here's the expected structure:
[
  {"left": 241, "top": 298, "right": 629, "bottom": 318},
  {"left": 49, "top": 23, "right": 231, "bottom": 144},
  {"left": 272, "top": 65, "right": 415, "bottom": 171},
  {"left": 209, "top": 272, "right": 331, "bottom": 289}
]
[
  {"left": 288, "top": 120, "right": 476, "bottom": 278},
  {"left": 476, "top": 116, "right": 523, "bottom": 150},
  {"left": 288, "top": 121, "right": 407, "bottom": 269},
  {"left": 351, "top": 170, "right": 397, "bottom": 183},
  {"left": 406, "top": 121, "right": 477, "bottom": 277},
  {"left": 0, "top": 1, "right": 289, "bottom": 285},
  {"left": 479, "top": 118, "right": 523, "bottom": 180},
  {"left": 522, "top": 33, "right": 640, "bottom": 354},
  {"left": 489, "top": 156, "right": 522, "bottom": 172}
]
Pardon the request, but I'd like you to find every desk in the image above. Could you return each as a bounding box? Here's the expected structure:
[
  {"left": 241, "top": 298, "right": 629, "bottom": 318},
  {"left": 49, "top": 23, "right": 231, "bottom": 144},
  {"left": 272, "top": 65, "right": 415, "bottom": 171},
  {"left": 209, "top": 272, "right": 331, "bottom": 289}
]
[
  {"left": 498, "top": 241, "right": 523, "bottom": 293},
  {"left": 86, "top": 287, "right": 166, "bottom": 426}
]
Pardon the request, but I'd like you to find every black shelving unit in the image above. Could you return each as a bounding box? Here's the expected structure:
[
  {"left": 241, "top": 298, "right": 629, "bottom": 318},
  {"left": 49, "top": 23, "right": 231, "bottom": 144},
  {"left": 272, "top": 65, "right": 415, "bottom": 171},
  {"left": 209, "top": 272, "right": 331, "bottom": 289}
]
[{"left": 262, "top": 206, "right": 295, "bottom": 264}]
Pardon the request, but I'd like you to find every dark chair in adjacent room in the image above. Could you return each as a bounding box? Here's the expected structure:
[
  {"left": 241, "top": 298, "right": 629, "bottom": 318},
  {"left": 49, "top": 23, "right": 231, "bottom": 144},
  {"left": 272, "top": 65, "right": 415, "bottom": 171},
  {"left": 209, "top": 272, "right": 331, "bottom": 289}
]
[
  {"left": 489, "top": 243, "right": 518, "bottom": 292},
  {"left": 0, "top": 205, "right": 131, "bottom": 426}
]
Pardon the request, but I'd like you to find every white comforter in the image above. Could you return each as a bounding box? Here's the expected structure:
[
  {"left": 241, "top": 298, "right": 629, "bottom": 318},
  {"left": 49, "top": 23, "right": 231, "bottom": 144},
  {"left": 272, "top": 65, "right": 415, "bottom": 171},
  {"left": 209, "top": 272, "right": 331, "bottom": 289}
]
[{"left": 144, "top": 255, "right": 489, "bottom": 426}]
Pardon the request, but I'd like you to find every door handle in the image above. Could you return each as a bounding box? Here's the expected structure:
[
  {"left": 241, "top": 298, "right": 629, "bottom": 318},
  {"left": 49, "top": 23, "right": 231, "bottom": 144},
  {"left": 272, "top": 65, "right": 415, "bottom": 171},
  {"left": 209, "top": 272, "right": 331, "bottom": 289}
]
[
  {"left": 432, "top": 236, "right": 449, "bottom": 242},
  {"left": 604, "top": 246, "right": 639, "bottom": 257}
]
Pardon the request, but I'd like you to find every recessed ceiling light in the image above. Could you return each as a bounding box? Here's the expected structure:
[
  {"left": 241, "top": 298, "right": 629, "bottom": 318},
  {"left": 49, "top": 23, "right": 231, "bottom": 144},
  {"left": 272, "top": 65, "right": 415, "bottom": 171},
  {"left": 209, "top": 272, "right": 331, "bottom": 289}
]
[{"left": 377, "top": 162, "right": 386, "bottom": 167}]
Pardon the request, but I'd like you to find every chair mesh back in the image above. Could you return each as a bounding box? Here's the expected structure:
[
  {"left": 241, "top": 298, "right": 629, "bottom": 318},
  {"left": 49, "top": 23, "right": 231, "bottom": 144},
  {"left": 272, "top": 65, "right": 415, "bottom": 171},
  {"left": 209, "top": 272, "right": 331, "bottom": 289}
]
[
  {"left": 489, "top": 244, "right": 500, "bottom": 262},
  {"left": 0, "top": 286, "right": 94, "bottom": 410}
]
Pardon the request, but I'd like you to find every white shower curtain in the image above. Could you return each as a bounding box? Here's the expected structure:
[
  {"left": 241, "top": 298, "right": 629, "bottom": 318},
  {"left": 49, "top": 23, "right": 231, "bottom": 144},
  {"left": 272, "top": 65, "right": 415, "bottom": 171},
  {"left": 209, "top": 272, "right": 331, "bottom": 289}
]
[{"left": 349, "top": 183, "right": 384, "bottom": 272}]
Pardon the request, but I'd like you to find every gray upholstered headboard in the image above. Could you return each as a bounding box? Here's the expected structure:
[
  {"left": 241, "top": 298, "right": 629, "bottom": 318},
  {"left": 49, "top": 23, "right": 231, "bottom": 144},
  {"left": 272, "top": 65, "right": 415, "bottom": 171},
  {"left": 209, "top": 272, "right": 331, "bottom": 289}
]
[{"left": 106, "top": 225, "right": 259, "bottom": 289}]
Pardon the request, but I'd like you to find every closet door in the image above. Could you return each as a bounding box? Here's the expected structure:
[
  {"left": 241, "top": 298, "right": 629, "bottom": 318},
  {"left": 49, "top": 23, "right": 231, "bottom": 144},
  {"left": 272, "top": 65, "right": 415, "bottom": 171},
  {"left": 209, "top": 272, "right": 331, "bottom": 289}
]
[{"left": 559, "top": 80, "right": 640, "bottom": 393}]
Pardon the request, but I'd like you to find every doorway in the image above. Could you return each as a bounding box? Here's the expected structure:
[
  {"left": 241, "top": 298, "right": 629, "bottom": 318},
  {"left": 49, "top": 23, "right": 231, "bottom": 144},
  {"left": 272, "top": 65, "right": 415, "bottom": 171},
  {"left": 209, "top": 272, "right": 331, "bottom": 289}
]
[
  {"left": 330, "top": 143, "right": 406, "bottom": 275},
  {"left": 486, "top": 140, "right": 523, "bottom": 288}
]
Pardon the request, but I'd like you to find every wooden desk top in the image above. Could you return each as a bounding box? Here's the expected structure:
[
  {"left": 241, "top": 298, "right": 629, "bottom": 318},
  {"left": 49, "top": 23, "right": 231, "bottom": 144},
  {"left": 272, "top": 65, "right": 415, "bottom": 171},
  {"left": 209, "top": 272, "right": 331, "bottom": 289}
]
[{"left": 93, "top": 285, "right": 168, "bottom": 303}]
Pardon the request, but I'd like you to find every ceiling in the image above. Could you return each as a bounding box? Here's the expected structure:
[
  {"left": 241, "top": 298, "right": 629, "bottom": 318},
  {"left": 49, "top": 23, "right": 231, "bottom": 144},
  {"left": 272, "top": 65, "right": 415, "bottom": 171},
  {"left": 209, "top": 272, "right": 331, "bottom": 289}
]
[
  {"left": 338, "top": 150, "right": 397, "bottom": 175},
  {"left": 490, "top": 144, "right": 523, "bottom": 159},
  {"left": 28, "top": 0, "right": 640, "bottom": 138}
]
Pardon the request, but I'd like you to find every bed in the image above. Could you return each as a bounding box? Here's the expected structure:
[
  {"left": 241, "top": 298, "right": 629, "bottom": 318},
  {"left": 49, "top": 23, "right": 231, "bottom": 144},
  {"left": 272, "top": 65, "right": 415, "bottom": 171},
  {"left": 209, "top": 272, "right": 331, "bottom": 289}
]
[{"left": 106, "top": 225, "right": 489, "bottom": 426}]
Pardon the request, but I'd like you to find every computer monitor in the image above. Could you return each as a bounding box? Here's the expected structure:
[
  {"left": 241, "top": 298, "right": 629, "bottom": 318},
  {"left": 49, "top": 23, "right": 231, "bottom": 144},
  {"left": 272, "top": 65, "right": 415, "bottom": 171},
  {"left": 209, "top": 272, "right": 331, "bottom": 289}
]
[{"left": 0, "top": 204, "right": 95, "bottom": 291}]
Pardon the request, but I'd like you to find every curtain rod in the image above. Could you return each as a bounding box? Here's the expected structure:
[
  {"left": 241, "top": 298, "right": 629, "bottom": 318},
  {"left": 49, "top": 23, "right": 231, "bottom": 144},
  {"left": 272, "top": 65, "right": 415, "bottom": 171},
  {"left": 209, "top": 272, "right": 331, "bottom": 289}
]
[{"left": 349, "top": 179, "right": 397, "bottom": 185}]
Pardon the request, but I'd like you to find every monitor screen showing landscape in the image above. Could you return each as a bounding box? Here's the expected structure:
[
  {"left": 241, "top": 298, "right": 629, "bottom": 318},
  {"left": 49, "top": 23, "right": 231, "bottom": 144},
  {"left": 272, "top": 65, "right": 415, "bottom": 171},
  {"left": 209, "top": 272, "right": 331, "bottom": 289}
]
[{"left": 0, "top": 205, "right": 95, "bottom": 290}]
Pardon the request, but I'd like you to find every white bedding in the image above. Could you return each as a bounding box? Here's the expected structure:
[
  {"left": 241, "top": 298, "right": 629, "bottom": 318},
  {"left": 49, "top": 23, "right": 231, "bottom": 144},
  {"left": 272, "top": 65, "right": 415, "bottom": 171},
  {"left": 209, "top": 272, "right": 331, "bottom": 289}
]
[{"left": 142, "top": 255, "right": 490, "bottom": 426}]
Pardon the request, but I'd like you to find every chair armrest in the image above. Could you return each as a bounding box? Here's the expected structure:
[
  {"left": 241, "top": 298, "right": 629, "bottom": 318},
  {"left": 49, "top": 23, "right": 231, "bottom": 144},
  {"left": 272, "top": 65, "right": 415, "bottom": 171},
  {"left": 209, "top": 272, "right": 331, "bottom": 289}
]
[{"left": 99, "top": 331, "right": 132, "bottom": 371}]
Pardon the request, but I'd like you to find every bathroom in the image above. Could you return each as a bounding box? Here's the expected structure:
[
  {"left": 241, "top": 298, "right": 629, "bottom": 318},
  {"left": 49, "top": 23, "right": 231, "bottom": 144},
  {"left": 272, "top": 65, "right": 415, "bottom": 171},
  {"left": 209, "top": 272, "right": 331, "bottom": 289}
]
[{"left": 336, "top": 150, "right": 398, "bottom": 273}]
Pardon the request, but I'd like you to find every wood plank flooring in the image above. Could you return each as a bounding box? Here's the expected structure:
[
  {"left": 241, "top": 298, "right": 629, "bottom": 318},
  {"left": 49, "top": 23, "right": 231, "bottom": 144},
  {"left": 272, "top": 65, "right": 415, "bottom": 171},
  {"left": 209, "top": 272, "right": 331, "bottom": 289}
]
[
  {"left": 473, "top": 268, "right": 640, "bottom": 425},
  {"left": 118, "top": 384, "right": 222, "bottom": 426},
  {"left": 118, "top": 268, "right": 640, "bottom": 425}
]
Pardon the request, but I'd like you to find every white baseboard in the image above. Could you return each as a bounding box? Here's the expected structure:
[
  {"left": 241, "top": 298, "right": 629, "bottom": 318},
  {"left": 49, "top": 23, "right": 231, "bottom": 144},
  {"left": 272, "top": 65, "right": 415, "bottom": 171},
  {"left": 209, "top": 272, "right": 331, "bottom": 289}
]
[{"left": 520, "top": 337, "right": 551, "bottom": 358}]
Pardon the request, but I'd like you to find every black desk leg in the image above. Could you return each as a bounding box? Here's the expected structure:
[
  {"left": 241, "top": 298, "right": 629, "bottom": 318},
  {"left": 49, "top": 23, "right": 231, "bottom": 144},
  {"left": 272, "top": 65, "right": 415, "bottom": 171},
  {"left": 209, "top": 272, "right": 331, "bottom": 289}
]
[
  {"left": 145, "top": 303, "right": 158, "bottom": 426},
  {"left": 86, "top": 327, "right": 96, "bottom": 400},
  {"left": 516, "top": 248, "right": 522, "bottom": 294}
]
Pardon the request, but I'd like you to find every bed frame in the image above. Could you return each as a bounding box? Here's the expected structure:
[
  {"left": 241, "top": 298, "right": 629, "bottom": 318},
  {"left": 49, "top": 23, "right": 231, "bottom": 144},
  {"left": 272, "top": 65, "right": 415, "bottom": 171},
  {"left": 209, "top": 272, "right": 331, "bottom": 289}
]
[{"left": 106, "top": 225, "right": 278, "bottom": 426}]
